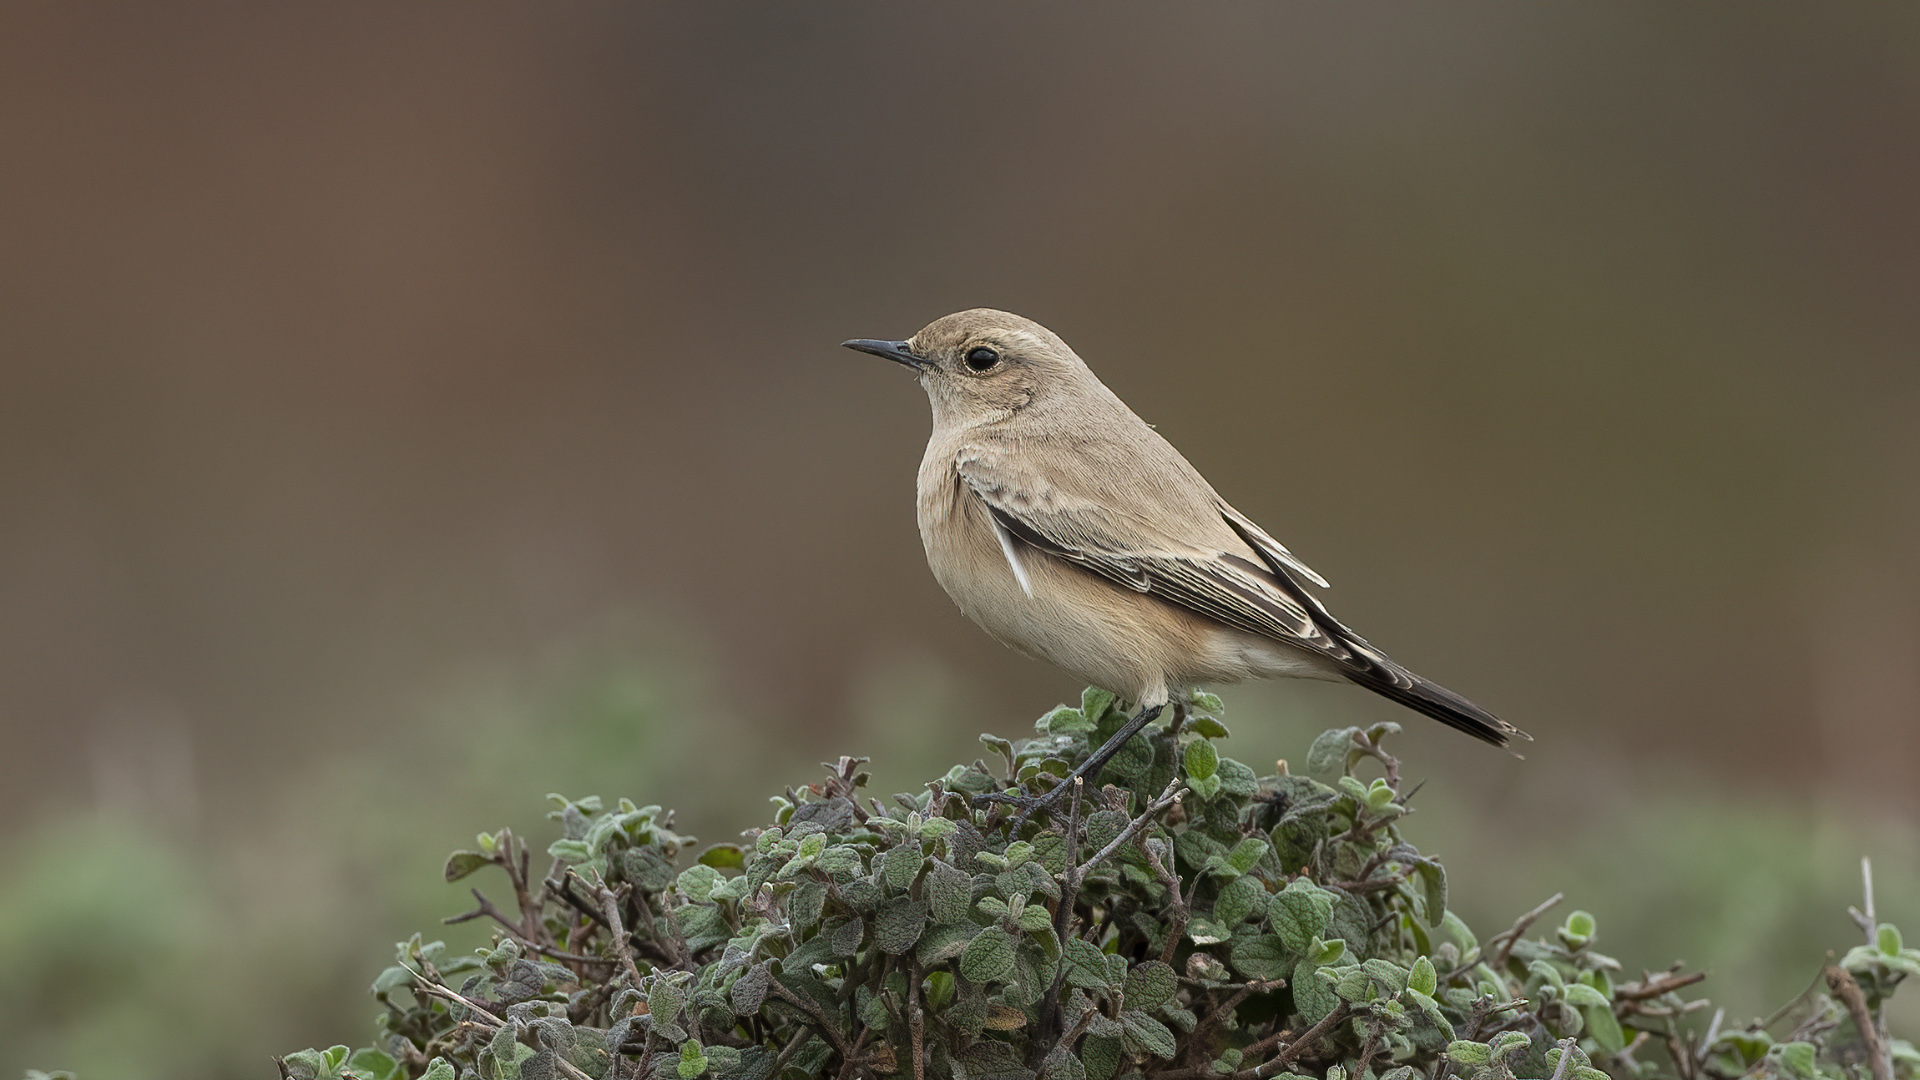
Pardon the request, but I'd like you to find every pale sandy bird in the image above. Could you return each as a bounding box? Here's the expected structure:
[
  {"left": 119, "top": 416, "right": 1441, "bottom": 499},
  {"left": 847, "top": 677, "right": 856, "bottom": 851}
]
[{"left": 845, "top": 309, "right": 1524, "bottom": 812}]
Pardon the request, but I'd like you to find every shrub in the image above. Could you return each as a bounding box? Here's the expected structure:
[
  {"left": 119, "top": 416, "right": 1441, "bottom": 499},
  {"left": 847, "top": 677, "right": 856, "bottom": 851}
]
[{"left": 270, "top": 690, "right": 1914, "bottom": 1080}]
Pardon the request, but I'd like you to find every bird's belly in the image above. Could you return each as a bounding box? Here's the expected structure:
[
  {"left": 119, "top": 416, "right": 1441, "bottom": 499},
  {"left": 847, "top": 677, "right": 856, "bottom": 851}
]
[
  {"left": 1187, "top": 627, "right": 1347, "bottom": 685},
  {"left": 918, "top": 506, "right": 1347, "bottom": 705}
]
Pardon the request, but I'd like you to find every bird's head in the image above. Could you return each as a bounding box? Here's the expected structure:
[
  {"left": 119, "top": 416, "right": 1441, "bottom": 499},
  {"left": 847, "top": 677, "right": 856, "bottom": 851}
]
[{"left": 844, "top": 309, "right": 1094, "bottom": 428}]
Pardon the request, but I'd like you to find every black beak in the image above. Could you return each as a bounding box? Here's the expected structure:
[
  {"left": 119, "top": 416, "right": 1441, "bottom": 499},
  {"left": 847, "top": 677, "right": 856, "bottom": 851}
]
[{"left": 842, "top": 338, "right": 926, "bottom": 371}]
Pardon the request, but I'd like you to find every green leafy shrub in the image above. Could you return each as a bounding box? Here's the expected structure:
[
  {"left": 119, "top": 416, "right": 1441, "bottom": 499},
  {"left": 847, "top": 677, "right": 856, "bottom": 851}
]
[{"left": 271, "top": 691, "right": 1912, "bottom": 1080}]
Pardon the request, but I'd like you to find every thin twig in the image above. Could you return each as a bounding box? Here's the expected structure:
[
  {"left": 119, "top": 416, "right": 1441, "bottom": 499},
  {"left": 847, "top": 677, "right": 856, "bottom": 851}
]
[
  {"left": 1146, "top": 1026, "right": 1294, "bottom": 1080},
  {"left": 447, "top": 887, "right": 525, "bottom": 932},
  {"left": 1054, "top": 776, "right": 1087, "bottom": 941},
  {"left": 1666, "top": 1017, "right": 1700, "bottom": 1080},
  {"left": 488, "top": 829, "right": 542, "bottom": 941},
  {"left": 1037, "top": 776, "right": 1088, "bottom": 1061},
  {"left": 1236, "top": 1023, "right": 1290, "bottom": 1060},
  {"left": 1849, "top": 857, "right": 1878, "bottom": 940},
  {"left": 1694, "top": 1008, "right": 1724, "bottom": 1065},
  {"left": 405, "top": 965, "right": 600, "bottom": 1080},
  {"left": 770, "top": 977, "right": 855, "bottom": 1057},
  {"left": 623, "top": 879, "right": 687, "bottom": 970},
  {"left": 1487, "top": 893, "right": 1565, "bottom": 973},
  {"left": 1613, "top": 968, "right": 1708, "bottom": 1002},
  {"left": 1333, "top": 869, "right": 1416, "bottom": 895},
  {"left": 1845, "top": 857, "right": 1895, "bottom": 1080},
  {"left": 509, "top": 833, "right": 539, "bottom": 940},
  {"left": 907, "top": 959, "right": 926, "bottom": 1080},
  {"left": 1187, "top": 980, "right": 1282, "bottom": 1058},
  {"left": 770, "top": 1025, "right": 825, "bottom": 1076},
  {"left": 1258, "top": 1003, "right": 1353, "bottom": 1077},
  {"left": 1546, "top": 1038, "right": 1577, "bottom": 1080},
  {"left": 1353, "top": 1028, "right": 1382, "bottom": 1078},
  {"left": 409, "top": 975, "right": 508, "bottom": 1028},
  {"left": 1144, "top": 1010, "right": 1337, "bottom": 1080},
  {"left": 1826, "top": 965, "right": 1892, "bottom": 1080},
  {"left": 1353, "top": 730, "right": 1401, "bottom": 788},
  {"left": 1076, "top": 779, "right": 1185, "bottom": 877},
  {"left": 1139, "top": 836, "right": 1190, "bottom": 967},
  {"left": 834, "top": 1025, "right": 875, "bottom": 1080},
  {"left": 594, "top": 883, "right": 647, "bottom": 989},
  {"left": 546, "top": 874, "right": 611, "bottom": 928},
  {"left": 447, "top": 888, "right": 621, "bottom": 968}
]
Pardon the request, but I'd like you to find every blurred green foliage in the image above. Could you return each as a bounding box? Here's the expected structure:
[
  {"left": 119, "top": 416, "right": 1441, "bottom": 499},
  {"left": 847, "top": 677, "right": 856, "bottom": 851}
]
[
  {"left": 4, "top": 655, "right": 1914, "bottom": 1080},
  {"left": 255, "top": 692, "right": 1909, "bottom": 1080},
  {"left": 0, "top": 630, "right": 779, "bottom": 1078}
]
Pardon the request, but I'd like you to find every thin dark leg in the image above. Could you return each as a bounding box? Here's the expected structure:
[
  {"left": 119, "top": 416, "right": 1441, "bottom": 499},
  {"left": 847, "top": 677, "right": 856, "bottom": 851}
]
[
  {"left": 978, "top": 703, "right": 1165, "bottom": 824},
  {"left": 1072, "top": 703, "right": 1164, "bottom": 791}
]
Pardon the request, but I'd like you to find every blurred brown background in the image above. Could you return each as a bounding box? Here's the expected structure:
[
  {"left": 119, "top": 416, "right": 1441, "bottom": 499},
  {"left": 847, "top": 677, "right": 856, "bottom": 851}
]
[{"left": 2, "top": 5, "right": 1918, "bottom": 1077}]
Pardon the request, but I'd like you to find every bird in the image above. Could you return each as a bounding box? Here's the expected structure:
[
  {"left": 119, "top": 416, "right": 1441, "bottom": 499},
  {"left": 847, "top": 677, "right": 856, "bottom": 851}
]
[{"left": 844, "top": 309, "right": 1524, "bottom": 814}]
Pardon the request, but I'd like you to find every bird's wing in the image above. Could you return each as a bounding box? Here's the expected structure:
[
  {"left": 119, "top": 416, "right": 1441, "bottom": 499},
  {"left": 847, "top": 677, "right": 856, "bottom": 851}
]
[
  {"left": 954, "top": 443, "right": 1523, "bottom": 747},
  {"left": 954, "top": 447, "right": 1361, "bottom": 664},
  {"left": 1217, "top": 502, "right": 1330, "bottom": 589}
]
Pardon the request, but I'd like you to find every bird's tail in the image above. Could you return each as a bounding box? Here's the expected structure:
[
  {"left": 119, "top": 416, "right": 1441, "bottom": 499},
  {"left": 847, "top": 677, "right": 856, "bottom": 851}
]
[{"left": 1342, "top": 649, "right": 1527, "bottom": 750}]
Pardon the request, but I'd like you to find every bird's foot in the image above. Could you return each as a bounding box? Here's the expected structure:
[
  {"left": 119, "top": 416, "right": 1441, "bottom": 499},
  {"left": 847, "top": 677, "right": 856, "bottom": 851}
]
[{"left": 970, "top": 703, "right": 1164, "bottom": 831}]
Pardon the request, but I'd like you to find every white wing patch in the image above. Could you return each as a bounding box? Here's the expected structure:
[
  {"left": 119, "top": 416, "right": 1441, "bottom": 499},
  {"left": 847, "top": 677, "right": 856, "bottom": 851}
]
[{"left": 989, "top": 513, "right": 1036, "bottom": 598}]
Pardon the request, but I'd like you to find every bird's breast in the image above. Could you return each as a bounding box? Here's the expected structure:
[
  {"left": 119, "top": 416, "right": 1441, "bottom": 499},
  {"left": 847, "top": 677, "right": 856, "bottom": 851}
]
[
  {"left": 915, "top": 458, "right": 1020, "bottom": 630},
  {"left": 912, "top": 447, "right": 1178, "bottom": 703}
]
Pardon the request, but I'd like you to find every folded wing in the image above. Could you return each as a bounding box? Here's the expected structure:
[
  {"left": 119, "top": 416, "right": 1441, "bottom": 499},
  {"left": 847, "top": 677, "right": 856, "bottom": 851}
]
[{"left": 954, "top": 447, "right": 1521, "bottom": 748}]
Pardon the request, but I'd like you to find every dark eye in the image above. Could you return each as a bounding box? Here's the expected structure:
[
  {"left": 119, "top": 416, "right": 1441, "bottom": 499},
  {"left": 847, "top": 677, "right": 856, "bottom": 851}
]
[{"left": 964, "top": 346, "right": 1000, "bottom": 372}]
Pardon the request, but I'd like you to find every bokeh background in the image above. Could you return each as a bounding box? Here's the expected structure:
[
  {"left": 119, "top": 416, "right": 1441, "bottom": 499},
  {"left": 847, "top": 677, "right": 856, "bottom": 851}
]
[{"left": 3, "top": 5, "right": 1918, "bottom": 1076}]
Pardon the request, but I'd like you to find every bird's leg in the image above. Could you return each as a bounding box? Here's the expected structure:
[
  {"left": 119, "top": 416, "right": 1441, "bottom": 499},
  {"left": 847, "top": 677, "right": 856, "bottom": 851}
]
[
  {"left": 977, "top": 703, "right": 1165, "bottom": 825},
  {"left": 1070, "top": 702, "right": 1165, "bottom": 793}
]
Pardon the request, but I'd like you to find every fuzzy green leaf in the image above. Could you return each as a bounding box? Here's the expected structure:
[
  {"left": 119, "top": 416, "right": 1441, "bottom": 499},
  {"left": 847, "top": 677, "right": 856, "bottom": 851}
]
[
  {"left": 1294, "top": 958, "right": 1342, "bottom": 1023},
  {"left": 1488, "top": 1031, "right": 1531, "bottom": 1059},
  {"left": 1586, "top": 1004, "right": 1627, "bottom": 1053},
  {"left": 1408, "top": 956, "right": 1437, "bottom": 997},
  {"left": 1446, "top": 1042, "right": 1492, "bottom": 1066},
  {"left": 926, "top": 860, "right": 973, "bottom": 926},
  {"left": 1775, "top": 1041, "right": 1819, "bottom": 1080},
  {"left": 1269, "top": 880, "right": 1335, "bottom": 953},
  {"left": 1230, "top": 934, "right": 1292, "bottom": 981},
  {"left": 1184, "top": 739, "right": 1219, "bottom": 781},
  {"left": 1082, "top": 687, "right": 1118, "bottom": 723},
  {"left": 650, "top": 979, "right": 686, "bottom": 1027},
  {"left": 1224, "top": 836, "right": 1269, "bottom": 875},
  {"left": 1018, "top": 905, "right": 1055, "bottom": 934},
  {"left": 874, "top": 897, "right": 928, "bottom": 954},
  {"left": 1040, "top": 705, "right": 1093, "bottom": 735},
  {"left": 677, "top": 1040, "right": 709, "bottom": 1080},
  {"left": 960, "top": 927, "right": 1018, "bottom": 984},
  {"left": 731, "top": 963, "right": 770, "bottom": 1015},
  {"left": 1415, "top": 860, "right": 1446, "bottom": 927},
  {"left": 1124, "top": 960, "right": 1177, "bottom": 1011},
  {"left": 678, "top": 863, "right": 723, "bottom": 902},
  {"left": 915, "top": 923, "right": 977, "bottom": 966},
  {"left": 1214, "top": 874, "right": 1266, "bottom": 928},
  {"left": 1121, "top": 1010, "right": 1178, "bottom": 1059},
  {"left": 1305, "top": 728, "right": 1360, "bottom": 782},
  {"left": 442, "top": 851, "right": 492, "bottom": 883},
  {"left": 1081, "top": 1035, "right": 1123, "bottom": 1080},
  {"left": 346, "top": 1048, "right": 399, "bottom": 1080},
  {"left": 1563, "top": 983, "right": 1609, "bottom": 1008},
  {"left": 1189, "top": 716, "right": 1230, "bottom": 739},
  {"left": 1063, "top": 938, "right": 1115, "bottom": 989}
]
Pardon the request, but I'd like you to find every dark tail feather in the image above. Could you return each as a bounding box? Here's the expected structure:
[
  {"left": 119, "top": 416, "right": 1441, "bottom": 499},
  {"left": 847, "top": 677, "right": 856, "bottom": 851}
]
[{"left": 1342, "top": 651, "right": 1527, "bottom": 751}]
